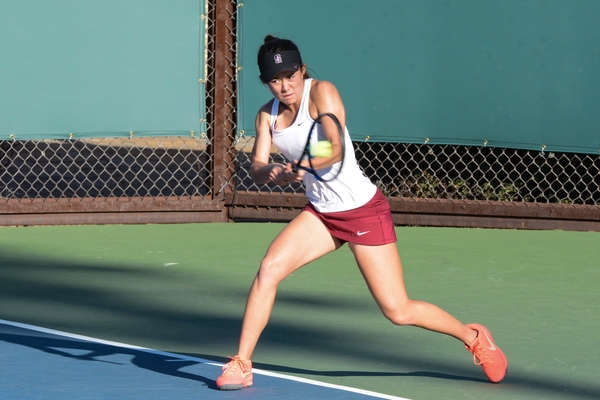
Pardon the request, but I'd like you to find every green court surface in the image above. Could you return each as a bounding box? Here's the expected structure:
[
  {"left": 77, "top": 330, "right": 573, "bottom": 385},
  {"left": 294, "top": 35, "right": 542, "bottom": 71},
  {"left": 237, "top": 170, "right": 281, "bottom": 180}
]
[{"left": 0, "top": 222, "right": 598, "bottom": 399}]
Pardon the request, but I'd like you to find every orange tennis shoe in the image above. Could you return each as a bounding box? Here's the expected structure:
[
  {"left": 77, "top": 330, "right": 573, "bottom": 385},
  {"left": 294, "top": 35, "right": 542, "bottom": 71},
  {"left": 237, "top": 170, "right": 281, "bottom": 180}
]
[
  {"left": 465, "top": 323, "right": 508, "bottom": 383},
  {"left": 216, "top": 356, "right": 253, "bottom": 390}
]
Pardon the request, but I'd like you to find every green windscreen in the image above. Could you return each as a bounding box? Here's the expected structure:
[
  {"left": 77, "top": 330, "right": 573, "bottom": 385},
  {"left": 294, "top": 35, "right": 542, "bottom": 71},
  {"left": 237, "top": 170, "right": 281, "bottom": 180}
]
[
  {"left": 0, "top": 0, "right": 203, "bottom": 140},
  {"left": 238, "top": 0, "right": 600, "bottom": 155}
]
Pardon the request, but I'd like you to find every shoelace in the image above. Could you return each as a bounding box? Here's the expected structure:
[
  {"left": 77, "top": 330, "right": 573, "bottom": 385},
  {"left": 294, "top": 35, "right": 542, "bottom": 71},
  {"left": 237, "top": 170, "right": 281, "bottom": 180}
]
[
  {"left": 471, "top": 342, "right": 494, "bottom": 366},
  {"left": 222, "top": 356, "right": 243, "bottom": 375}
]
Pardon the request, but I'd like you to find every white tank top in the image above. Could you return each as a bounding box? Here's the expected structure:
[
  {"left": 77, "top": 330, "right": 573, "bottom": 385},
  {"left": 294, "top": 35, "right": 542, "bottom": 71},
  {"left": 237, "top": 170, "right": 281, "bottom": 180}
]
[{"left": 269, "top": 79, "right": 376, "bottom": 212}]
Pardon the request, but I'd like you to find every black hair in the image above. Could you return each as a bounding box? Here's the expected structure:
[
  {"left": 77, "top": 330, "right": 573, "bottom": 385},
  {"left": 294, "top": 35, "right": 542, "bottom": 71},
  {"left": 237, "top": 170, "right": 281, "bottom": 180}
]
[{"left": 258, "top": 35, "right": 299, "bottom": 57}]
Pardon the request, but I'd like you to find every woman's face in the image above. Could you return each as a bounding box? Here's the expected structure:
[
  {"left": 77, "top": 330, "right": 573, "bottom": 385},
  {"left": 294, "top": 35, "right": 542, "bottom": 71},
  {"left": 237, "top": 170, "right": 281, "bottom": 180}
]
[{"left": 266, "top": 65, "right": 306, "bottom": 106}]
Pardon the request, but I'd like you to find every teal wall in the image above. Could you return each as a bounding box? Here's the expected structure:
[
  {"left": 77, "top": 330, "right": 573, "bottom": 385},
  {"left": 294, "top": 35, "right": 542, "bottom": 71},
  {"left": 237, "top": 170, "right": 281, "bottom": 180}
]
[
  {"left": 0, "top": 0, "right": 202, "bottom": 140},
  {"left": 238, "top": 0, "right": 600, "bottom": 154}
]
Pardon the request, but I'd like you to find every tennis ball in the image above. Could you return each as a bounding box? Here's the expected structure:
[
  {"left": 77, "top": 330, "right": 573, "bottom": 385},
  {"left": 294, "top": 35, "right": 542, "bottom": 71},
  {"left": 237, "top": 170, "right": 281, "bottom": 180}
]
[{"left": 310, "top": 141, "right": 333, "bottom": 158}]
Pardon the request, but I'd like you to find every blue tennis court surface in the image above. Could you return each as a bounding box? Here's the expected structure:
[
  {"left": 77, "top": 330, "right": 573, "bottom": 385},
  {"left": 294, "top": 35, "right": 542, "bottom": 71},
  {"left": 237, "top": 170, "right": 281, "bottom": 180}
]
[{"left": 0, "top": 320, "right": 407, "bottom": 400}]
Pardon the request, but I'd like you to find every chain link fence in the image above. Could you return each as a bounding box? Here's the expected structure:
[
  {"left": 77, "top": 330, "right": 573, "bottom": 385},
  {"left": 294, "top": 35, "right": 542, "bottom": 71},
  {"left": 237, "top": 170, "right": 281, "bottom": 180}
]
[
  {"left": 4, "top": 135, "right": 596, "bottom": 205},
  {"left": 0, "top": 137, "right": 211, "bottom": 201},
  {"left": 3, "top": 131, "right": 596, "bottom": 207},
  {"left": 231, "top": 135, "right": 599, "bottom": 206}
]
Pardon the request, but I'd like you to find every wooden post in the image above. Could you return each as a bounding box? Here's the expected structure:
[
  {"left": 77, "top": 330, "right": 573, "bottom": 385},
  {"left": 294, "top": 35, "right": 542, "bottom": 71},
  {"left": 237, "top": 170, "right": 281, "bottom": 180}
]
[{"left": 207, "top": 0, "right": 237, "bottom": 213}]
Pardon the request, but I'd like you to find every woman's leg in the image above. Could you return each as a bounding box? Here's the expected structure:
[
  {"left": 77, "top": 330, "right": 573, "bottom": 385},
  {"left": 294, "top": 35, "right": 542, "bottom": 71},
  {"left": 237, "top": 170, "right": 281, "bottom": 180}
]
[
  {"left": 237, "top": 211, "right": 342, "bottom": 359},
  {"left": 349, "top": 242, "right": 508, "bottom": 383},
  {"left": 348, "top": 242, "right": 477, "bottom": 344}
]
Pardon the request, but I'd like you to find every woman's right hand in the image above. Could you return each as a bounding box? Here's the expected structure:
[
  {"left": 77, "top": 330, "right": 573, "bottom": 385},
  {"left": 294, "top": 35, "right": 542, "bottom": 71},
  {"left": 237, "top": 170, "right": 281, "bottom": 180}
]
[{"left": 269, "top": 164, "right": 298, "bottom": 186}]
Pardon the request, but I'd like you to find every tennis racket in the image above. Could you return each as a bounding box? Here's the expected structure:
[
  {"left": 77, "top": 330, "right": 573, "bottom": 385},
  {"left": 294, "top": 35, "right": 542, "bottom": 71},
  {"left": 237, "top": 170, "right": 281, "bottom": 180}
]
[{"left": 292, "top": 113, "right": 345, "bottom": 182}]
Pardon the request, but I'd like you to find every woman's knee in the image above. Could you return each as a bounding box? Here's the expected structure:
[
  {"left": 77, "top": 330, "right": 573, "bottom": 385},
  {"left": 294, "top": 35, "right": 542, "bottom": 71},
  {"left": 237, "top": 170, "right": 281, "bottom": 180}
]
[
  {"left": 256, "top": 255, "right": 289, "bottom": 287},
  {"left": 380, "top": 301, "right": 416, "bottom": 326}
]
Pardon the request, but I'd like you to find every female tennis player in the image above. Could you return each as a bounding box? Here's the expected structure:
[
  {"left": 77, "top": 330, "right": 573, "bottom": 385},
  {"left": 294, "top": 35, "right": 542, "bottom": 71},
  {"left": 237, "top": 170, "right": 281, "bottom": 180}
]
[{"left": 216, "top": 35, "right": 508, "bottom": 390}]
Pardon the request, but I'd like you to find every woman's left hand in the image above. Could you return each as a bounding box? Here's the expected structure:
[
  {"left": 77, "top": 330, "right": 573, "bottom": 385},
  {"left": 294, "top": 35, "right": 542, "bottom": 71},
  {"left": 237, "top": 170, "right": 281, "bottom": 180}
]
[{"left": 285, "top": 161, "right": 305, "bottom": 183}]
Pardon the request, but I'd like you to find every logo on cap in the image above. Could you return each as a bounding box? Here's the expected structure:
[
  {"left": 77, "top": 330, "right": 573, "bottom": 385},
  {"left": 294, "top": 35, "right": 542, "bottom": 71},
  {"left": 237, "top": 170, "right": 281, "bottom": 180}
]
[{"left": 274, "top": 54, "right": 283, "bottom": 64}]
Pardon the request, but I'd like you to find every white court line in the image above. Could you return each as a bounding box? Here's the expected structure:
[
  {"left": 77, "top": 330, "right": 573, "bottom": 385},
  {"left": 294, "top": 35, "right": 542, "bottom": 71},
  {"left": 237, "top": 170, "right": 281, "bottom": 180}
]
[{"left": 0, "top": 319, "right": 411, "bottom": 400}]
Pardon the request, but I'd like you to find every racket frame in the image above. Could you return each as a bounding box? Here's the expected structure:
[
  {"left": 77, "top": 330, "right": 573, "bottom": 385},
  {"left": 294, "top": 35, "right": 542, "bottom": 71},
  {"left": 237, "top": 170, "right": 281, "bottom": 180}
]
[{"left": 293, "top": 113, "right": 345, "bottom": 182}]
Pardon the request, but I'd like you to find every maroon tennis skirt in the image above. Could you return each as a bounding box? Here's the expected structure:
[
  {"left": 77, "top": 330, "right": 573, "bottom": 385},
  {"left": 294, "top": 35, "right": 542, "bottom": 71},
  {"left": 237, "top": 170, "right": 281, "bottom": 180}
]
[{"left": 303, "top": 189, "right": 397, "bottom": 245}]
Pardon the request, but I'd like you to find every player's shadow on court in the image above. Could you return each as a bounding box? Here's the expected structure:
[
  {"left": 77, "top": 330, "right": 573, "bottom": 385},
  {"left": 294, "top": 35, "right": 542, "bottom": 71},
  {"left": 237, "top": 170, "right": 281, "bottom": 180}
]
[
  {"left": 0, "top": 328, "right": 489, "bottom": 394},
  {"left": 4, "top": 330, "right": 600, "bottom": 399},
  {"left": 243, "top": 358, "right": 488, "bottom": 383},
  {"left": 0, "top": 326, "right": 488, "bottom": 392},
  {"left": 0, "top": 330, "right": 220, "bottom": 390}
]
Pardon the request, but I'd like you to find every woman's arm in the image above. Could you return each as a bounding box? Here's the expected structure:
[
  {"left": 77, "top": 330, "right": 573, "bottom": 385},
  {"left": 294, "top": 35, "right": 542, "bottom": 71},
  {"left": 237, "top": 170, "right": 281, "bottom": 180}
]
[
  {"left": 309, "top": 80, "right": 346, "bottom": 128},
  {"left": 302, "top": 80, "right": 346, "bottom": 170},
  {"left": 250, "top": 103, "right": 291, "bottom": 185}
]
